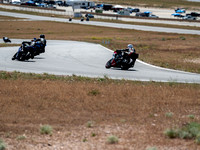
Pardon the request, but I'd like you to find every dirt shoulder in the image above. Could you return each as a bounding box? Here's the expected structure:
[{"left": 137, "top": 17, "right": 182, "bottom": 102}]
[{"left": 0, "top": 74, "right": 200, "bottom": 149}]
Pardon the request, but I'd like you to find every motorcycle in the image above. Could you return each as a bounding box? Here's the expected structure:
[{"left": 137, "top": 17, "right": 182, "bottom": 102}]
[
  {"left": 3, "top": 37, "right": 11, "bottom": 43},
  {"left": 12, "top": 44, "right": 33, "bottom": 61},
  {"left": 12, "top": 40, "right": 46, "bottom": 61},
  {"left": 105, "top": 50, "right": 139, "bottom": 70}
]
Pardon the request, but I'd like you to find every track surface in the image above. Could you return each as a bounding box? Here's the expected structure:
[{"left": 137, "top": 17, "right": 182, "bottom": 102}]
[
  {"left": 0, "top": 39, "right": 200, "bottom": 83},
  {"left": 0, "top": 11, "right": 200, "bottom": 83}
]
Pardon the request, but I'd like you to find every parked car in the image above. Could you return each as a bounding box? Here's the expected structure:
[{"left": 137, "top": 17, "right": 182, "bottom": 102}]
[
  {"left": 175, "top": 8, "right": 186, "bottom": 13},
  {"left": 171, "top": 13, "right": 184, "bottom": 18},
  {"left": 136, "top": 12, "right": 149, "bottom": 17},
  {"left": 135, "top": 11, "right": 158, "bottom": 18},
  {"left": 182, "top": 15, "right": 196, "bottom": 20},
  {"left": 149, "top": 14, "right": 159, "bottom": 18},
  {"left": 11, "top": 1, "right": 21, "bottom": 5},
  {"left": 95, "top": 4, "right": 103, "bottom": 9},
  {"left": 127, "top": 7, "right": 140, "bottom": 13},
  {"left": 55, "top": 0, "right": 63, "bottom": 6},
  {"left": 103, "top": 4, "right": 113, "bottom": 11},
  {"left": 85, "top": 13, "right": 94, "bottom": 18},
  {"left": 186, "top": 12, "right": 200, "bottom": 17},
  {"left": 21, "top": 1, "right": 36, "bottom": 6},
  {"left": 132, "top": 8, "right": 140, "bottom": 12},
  {"left": 37, "top": 3, "right": 47, "bottom": 7}
]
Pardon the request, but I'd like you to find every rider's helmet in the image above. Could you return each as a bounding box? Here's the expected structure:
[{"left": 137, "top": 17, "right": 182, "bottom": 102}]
[
  {"left": 40, "top": 34, "right": 45, "bottom": 38},
  {"left": 127, "top": 44, "right": 135, "bottom": 53},
  {"left": 127, "top": 44, "right": 133, "bottom": 49}
]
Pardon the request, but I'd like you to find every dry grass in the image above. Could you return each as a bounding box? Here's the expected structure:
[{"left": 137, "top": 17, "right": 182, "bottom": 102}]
[
  {"left": 0, "top": 15, "right": 22, "bottom": 20},
  {"left": 1, "top": 20, "right": 200, "bottom": 73},
  {"left": 0, "top": 78, "right": 200, "bottom": 149}
]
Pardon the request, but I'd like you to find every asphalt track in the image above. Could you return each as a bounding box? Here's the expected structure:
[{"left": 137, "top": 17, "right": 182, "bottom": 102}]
[
  {"left": 0, "top": 11, "right": 200, "bottom": 83},
  {"left": 0, "top": 39, "right": 200, "bottom": 83}
]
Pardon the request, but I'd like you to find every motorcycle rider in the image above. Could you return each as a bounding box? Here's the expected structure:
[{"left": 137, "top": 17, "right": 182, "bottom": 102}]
[
  {"left": 12, "top": 35, "right": 46, "bottom": 60},
  {"left": 35, "top": 34, "right": 46, "bottom": 53},
  {"left": 114, "top": 44, "right": 136, "bottom": 64}
]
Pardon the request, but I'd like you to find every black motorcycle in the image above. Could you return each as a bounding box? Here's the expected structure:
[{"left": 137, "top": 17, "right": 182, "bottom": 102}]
[
  {"left": 12, "top": 44, "right": 33, "bottom": 61},
  {"left": 105, "top": 50, "right": 139, "bottom": 70},
  {"left": 12, "top": 40, "right": 46, "bottom": 61},
  {"left": 3, "top": 37, "right": 11, "bottom": 43}
]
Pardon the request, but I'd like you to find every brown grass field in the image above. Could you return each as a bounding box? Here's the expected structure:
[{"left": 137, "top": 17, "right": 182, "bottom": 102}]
[
  {"left": 0, "top": 73, "right": 200, "bottom": 150},
  {"left": 0, "top": 15, "right": 200, "bottom": 149}
]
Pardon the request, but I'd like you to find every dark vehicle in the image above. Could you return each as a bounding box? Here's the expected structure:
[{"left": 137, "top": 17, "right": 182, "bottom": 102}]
[
  {"left": 85, "top": 13, "right": 94, "bottom": 18},
  {"left": 12, "top": 42, "right": 33, "bottom": 61},
  {"left": 186, "top": 12, "right": 200, "bottom": 17},
  {"left": 105, "top": 50, "right": 139, "bottom": 70},
  {"left": 55, "top": 0, "right": 63, "bottom": 6},
  {"left": 86, "top": 17, "right": 90, "bottom": 21},
  {"left": 132, "top": 8, "right": 140, "bottom": 12},
  {"left": 136, "top": 11, "right": 159, "bottom": 18},
  {"left": 21, "top": 0, "right": 36, "bottom": 6},
  {"left": 127, "top": 7, "right": 140, "bottom": 13},
  {"left": 103, "top": 4, "right": 113, "bottom": 11},
  {"left": 44, "top": 0, "right": 55, "bottom": 5},
  {"left": 3, "top": 37, "right": 11, "bottom": 43},
  {"left": 95, "top": 3, "right": 103, "bottom": 9},
  {"left": 136, "top": 11, "right": 151, "bottom": 17}
]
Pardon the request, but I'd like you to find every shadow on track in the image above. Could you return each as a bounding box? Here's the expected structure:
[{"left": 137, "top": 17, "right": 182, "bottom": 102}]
[
  {"left": 111, "top": 68, "right": 137, "bottom": 72},
  {"left": 34, "top": 57, "right": 45, "bottom": 59}
]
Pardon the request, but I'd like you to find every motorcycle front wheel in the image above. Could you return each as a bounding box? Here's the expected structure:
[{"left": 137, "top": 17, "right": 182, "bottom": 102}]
[{"left": 105, "top": 59, "right": 112, "bottom": 69}]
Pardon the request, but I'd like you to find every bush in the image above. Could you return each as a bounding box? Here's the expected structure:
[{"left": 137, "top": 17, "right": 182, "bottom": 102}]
[
  {"left": 195, "top": 134, "right": 200, "bottom": 144},
  {"left": 164, "top": 128, "right": 177, "bottom": 138},
  {"left": 164, "top": 122, "right": 200, "bottom": 144},
  {"left": 180, "top": 36, "right": 186, "bottom": 40},
  {"left": 0, "top": 139, "right": 6, "bottom": 150},
  {"left": 82, "top": 138, "right": 87, "bottom": 142},
  {"left": 165, "top": 112, "right": 173, "bottom": 118},
  {"left": 91, "top": 132, "right": 96, "bottom": 137},
  {"left": 40, "top": 125, "right": 53, "bottom": 135},
  {"left": 188, "top": 115, "right": 195, "bottom": 119},
  {"left": 16, "top": 135, "right": 26, "bottom": 140},
  {"left": 88, "top": 89, "right": 100, "bottom": 96},
  {"left": 107, "top": 135, "right": 119, "bottom": 144},
  {"left": 146, "top": 147, "right": 157, "bottom": 150},
  {"left": 86, "top": 121, "right": 94, "bottom": 128}
]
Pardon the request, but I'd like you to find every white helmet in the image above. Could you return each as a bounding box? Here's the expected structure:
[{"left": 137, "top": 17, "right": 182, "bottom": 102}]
[{"left": 127, "top": 44, "right": 133, "bottom": 49}]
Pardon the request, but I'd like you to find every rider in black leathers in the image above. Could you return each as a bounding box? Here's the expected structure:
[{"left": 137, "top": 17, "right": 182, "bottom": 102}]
[
  {"left": 12, "top": 35, "right": 46, "bottom": 60},
  {"left": 23, "top": 34, "right": 46, "bottom": 57},
  {"left": 114, "top": 44, "right": 136, "bottom": 64}
]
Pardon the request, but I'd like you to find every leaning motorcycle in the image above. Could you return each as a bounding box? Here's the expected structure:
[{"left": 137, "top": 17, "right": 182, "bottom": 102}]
[
  {"left": 105, "top": 50, "right": 139, "bottom": 70},
  {"left": 3, "top": 37, "right": 11, "bottom": 43},
  {"left": 12, "top": 45, "right": 33, "bottom": 61}
]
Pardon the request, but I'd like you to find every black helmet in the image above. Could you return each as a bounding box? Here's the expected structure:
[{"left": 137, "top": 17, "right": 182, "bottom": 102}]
[{"left": 40, "top": 34, "right": 45, "bottom": 38}]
